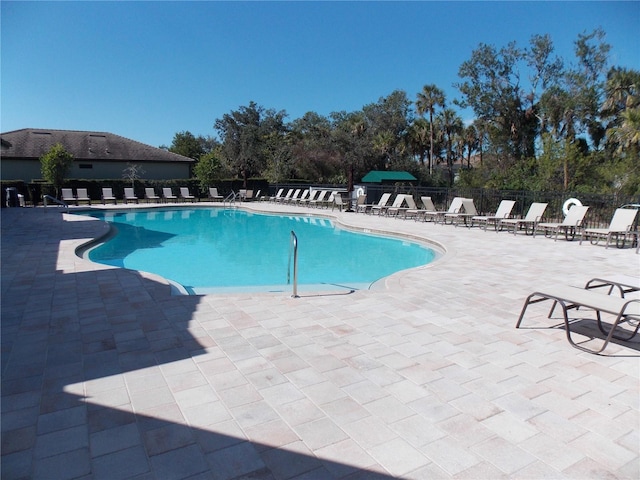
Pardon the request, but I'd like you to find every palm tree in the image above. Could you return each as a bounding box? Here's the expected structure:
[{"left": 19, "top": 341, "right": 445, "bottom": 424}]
[
  {"left": 415, "top": 84, "right": 445, "bottom": 176},
  {"left": 437, "top": 108, "right": 464, "bottom": 186}
]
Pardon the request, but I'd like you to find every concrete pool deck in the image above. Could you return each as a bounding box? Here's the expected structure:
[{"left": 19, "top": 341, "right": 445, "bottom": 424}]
[{"left": 1, "top": 202, "right": 638, "bottom": 479}]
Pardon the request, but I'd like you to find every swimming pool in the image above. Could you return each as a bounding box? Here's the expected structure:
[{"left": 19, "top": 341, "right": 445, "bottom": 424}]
[{"left": 80, "top": 207, "right": 437, "bottom": 294}]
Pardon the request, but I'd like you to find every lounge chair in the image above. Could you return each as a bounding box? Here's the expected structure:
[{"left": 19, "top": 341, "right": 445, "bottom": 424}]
[
  {"left": 404, "top": 196, "right": 437, "bottom": 220},
  {"left": 585, "top": 275, "right": 640, "bottom": 297},
  {"left": 163, "top": 187, "right": 177, "bottom": 202},
  {"left": 309, "top": 190, "right": 329, "bottom": 208},
  {"left": 443, "top": 198, "right": 477, "bottom": 226},
  {"left": 284, "top": 189, "right": 301, "bottom": 204},
  {"left": 383, "top": 194, "right": 410, "bottom": 217},
  {"left": 535, "top": 205, "right": 589, "bottom": 241},
  {"left": 61, "top": 188, "right": 75, "bottom": 204},
  {"left": 244, "top": 190, "right": 254, "bottom": 201},
  {"left": 269, "top": 188, "right": 284, "bottom": 202},
  {"left": 390, "top": 195, "right": 417, "bottom": 218},
  {"left": 422, "top": 197, "right": 464, "bottom": 223},
  {"left": 101, "top": 187, "right": 117, "bottom": 204},
  {"left": 294, "top": 190, "right": 310, "bottom": 205},
  {"left": 498, "top": 202, "right": 548, "bottom": 235},
  {"left": 580, "top": 208, "right": 638, "bottom": 248},
  {"left": 180, "top": 187, "right": 196, "bottom": 202},
  {"left": 124, "top": 188, "right": 138, "bottom": 204},
  {"left": 471, "top": 200, "right": 516, "bottom": 230},
  {"left": 301, "top": 190, "right": 320, "bottom": 207},
  {"left": 76, "top": 188, "right": 91, "bottom": 205},
  {"left": 516, "top": 284, "right": 640, "bottom": 354},
  {"left": 277, "top": 189, "right": 294, "bottom": 203},
  {"left": 145, "top": 188, "right": 160, "bottom": 203},
  {"left": 367, "top": 193, "right": 392, "bottom": 215},
  {"left": 208, "top": 187, "right": 223, "bottom": 201}
]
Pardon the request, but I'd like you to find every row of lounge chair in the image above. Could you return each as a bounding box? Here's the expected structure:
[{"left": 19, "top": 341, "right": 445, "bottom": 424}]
[
  {"left": 61, "top": 187, "right": 200, "bottom": 205},
  {"left": 268, "top": 188, "right": 347, "bottom": 210},
  {"left": 354, "top": 194, "right": 639, "bottom": 246}
]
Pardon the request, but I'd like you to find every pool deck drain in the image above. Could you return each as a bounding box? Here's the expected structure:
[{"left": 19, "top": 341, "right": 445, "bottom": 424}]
[{"left": 1, "top": 202, "right": 638, "bottom": 479}]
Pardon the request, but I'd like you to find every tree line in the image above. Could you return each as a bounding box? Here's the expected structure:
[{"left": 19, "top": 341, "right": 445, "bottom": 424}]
[{"left": 166, "top": 29, "right": 639, "bottom": 196}]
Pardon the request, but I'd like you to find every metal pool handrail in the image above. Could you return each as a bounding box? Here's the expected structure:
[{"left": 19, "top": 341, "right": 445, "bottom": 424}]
[{"left": 288, "top": 230, "right": 299, "bottom": 298}]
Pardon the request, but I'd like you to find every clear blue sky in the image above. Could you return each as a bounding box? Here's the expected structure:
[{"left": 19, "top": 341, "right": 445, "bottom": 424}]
[{"left": 2, "top": 1, "right": 638, "bottom": 148}]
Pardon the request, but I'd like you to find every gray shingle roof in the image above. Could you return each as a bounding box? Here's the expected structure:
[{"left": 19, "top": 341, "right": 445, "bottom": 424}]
[{"left": 0, "top": 128, "right": 194, "bottom": 163}]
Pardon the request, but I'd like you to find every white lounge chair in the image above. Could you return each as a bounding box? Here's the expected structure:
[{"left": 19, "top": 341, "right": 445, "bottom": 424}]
[
  {"left": 269, "top": 188, "right": 284, "bottom": 202},
  {"left": 585, "top": 275, "right": 640, "bottom": 297},
  {"left": 295, "top": 190, "right": 310, "bottom": 205},
  {"left": 471, "top": 200, "right": 516, "bottom": 230},
  {"left": 208, "top": 187, "right": 223, "bottom": 201},
  {"left": 498, "top": 202, "right": 548, "bottom": 235},
  {"left": 76, "top": 188, "right": 91, "bottom": 205},
  {"left": 284, "top": 189, "right": 301, "bottom": 204},
  {"left": 124, "top": 188, "right": 138, "bottom": 204},
  {"left": 145, "top": 188, "right": 160, "bottom": 203},
  {"left": 422, "top": 197, "right": 464, "bottom": 223},
  {"left": 180, "top": 187, "right": 196, "bottom": 202},
  {"left": 309, "top": 190, "right": 329, "bottom": 208},
  {"left": 163, "top": 187, "right": 177, "bottom": 202},
  {"left": 383, "top": 194, "right": 410, "bottom": 217},
  {"left": 368, "top": 193, "right": 392, "bottom": 215},
  {"left": 444, "top": 198, "right": 477, "bottom": 226},
  {"left": 535, "top": 205, "right": 589, "bottom": 241},
  {"left": 301, "top": 190, "right": 320, "bottom": 207},
  {"left": 277, "top": 189, "right": 294, "bottom": 203},
  {"left": 101, "top": 187, "right": 117, "bottom": 204},
  {"left": 516, "top": 284, "right": 640, "bottom": 354},
  {"left": 580, "top": 208, "right": 638, "bottom": 248}
]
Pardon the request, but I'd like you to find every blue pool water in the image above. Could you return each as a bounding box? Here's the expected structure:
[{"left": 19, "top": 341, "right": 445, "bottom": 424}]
[{"left": 81, "top": 208, "right": 436, "bottom": 294}]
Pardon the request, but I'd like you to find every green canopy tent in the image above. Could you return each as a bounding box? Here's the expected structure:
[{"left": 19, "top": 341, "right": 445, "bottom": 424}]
[{"left": 361, "top": 170, "right": 417, "bottom": 183}]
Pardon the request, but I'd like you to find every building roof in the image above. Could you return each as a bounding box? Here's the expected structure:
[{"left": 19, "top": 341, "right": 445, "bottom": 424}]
[
  {"left": 361, "top": 170, "right": 417, "bottom": 183},
  {"left": 0, "top": 128, "right": 194, "bottom": 163}
]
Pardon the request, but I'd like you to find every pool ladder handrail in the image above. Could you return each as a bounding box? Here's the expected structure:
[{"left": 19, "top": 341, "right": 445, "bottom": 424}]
[
  {"left": 288, "top": 230, "right": 299, "bottom": 298},
  {"left": 223, "top": 190, "right": 238, "bottom": 206},
  {"left": 43, "top": 195, "right": 69, "bottom": 212}
]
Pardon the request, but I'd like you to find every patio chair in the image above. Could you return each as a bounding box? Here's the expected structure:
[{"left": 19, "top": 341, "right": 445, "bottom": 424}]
[
  {"left": 404, "top": 196, "right": 437, "bottom": 220},
  {"left": 422, "top": 197, "right": 464, "bottom": 223},
  {"left": 76, "top": 188, "right": 91, "bottom": 205},
  {"left": 443, "top": 198, "right": 477, "bottom": 226},
  {"left": 366, "top": 193, "right": 392, "bottom": 215},
  {"left": 331, "top": 193, "right": 347, "bottom": 212},
  {"left": 534, "top": 205, "right": 589, "bottom": 241},
  {"left": 61, "top": 188, "right": 75, "bottom": 204},
  {"left": 390, "top": 195, "right": 417, "bottom": 218},
  {"left": 180, "top": 187, "right": 196, "bottom": 202},
  {"left": 244, "top": 190, "right": 254, "bottom": 201},
  {"left": 471, "top": 200, "right": 516, "bottom": 230},
  {"left": 516, "top": 284, "right": 640, "bottom": 354},
  {"left": 276, "top": 189, "right": 295, "bottom": 203},
  {"left": 580, "top": 208, "right": 638, "bottom": 249},
  {"left": 124, "top": 188, "right": 138, "bottom": 204},
  {"left": 101, "top": 187, "right": 117, "bottom": 204},
  {"left": 354, "top": 194, "right": 368, "bottom": 213},
  {"left": 145, "top": 188, "right": 160, "bottom": 203},
  {"left": 498, "top": 202, "right": 548, "bottom": 235},
  {"left": 163, "top": 187, "right": 177, "bottom": 202},
  {"left": 208, "top": 187, "right": 223, "bottom": 201}
]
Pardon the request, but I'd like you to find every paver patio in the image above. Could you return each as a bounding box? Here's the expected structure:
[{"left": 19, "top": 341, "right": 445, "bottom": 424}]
[{"left": 1, "top": 202, "right": 638, "bottom": 479}]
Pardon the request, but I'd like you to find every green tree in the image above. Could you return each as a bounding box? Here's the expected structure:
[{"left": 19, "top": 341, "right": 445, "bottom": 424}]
[
  {"left": 193, "top": 150, "right": 223, "bottom": 193},
  {"left": 40, "top": 143, "right": 74, "bottom": 198},
  {"left": 214, "top": 101, "right": 288, "bottom": 187},
  {"left": 168, "top": 131, "right": 207, "bottom": 160},
  {"left": 415, "top": 84, "right": 445, "bottom": 175}
]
